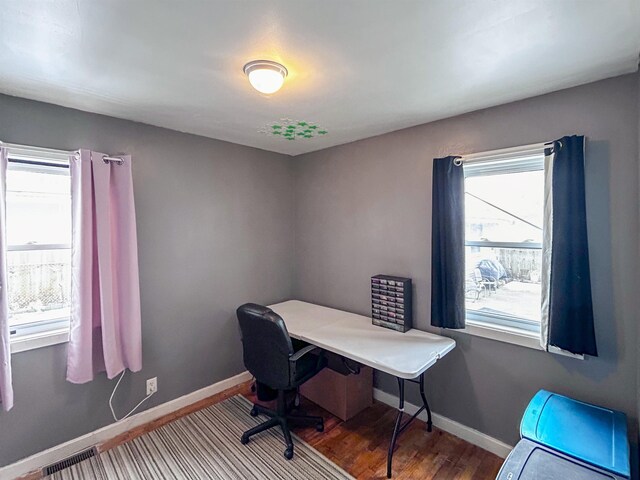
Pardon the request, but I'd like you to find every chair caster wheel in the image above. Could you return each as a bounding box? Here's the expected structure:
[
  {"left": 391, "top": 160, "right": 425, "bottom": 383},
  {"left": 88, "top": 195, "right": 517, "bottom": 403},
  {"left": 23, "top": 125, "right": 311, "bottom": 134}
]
[
  {"left": 284, "top": 447, "right": 294, "bottom": 460},
  {"left": 316, "top": 422, "right": 324, "bottom": 432},
  {"left": 250, "top": 407, "right": 259, "bottom": 417},
  {"left": 240, "top": 434, "right": 250, "bottom": 445}
]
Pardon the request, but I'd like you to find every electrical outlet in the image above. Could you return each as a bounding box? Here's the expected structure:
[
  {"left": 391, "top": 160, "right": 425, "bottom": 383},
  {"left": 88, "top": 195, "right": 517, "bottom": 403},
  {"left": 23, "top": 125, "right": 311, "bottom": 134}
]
[{"left": 146, "top": 377, "right": 157, "bottom": 396}]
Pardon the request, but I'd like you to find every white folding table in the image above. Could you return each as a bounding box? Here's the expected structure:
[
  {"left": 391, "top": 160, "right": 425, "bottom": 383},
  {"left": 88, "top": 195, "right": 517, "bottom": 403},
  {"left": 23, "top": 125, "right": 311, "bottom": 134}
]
[{"left": 268, "top": 300, "right": 456, "bottom": 478}]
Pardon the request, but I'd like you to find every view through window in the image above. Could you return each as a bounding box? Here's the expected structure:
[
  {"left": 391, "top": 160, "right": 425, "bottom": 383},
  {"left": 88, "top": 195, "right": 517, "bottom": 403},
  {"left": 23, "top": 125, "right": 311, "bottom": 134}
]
[
  {"left": 7, "top": 157, "right": 71, "bottom": 338},
  {"left": 464, "top": 154, "right": 544, "bottom": 333}
]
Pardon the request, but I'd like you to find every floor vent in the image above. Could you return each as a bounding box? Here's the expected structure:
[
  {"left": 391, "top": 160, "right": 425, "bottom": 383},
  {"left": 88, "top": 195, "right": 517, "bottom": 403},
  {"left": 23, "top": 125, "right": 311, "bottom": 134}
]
[{"left": 42, "top": 447, "right": 97, "bottom": 475}]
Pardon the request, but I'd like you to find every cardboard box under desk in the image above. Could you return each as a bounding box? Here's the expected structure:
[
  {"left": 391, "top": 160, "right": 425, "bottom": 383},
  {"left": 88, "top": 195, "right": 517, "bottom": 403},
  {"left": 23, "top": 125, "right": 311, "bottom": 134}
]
[{"left": 300, "top": 363, "right": 373, "bottom": 421}]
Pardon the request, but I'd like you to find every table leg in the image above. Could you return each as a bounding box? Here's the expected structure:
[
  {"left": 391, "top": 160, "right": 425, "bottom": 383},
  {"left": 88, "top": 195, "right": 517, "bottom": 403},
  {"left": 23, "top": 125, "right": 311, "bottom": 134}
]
[
  {"left": 387, "top": 377, "right": 405, "bottom": 478},
  {"left": 419, "top": 373, "right": 432, "bottom": 432}
]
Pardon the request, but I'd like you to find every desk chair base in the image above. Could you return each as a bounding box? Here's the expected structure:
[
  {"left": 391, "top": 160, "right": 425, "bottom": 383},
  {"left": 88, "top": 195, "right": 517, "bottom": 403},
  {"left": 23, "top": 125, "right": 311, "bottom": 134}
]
[{"left": 240, "top": 391, "right": 324, "bottom": 460}]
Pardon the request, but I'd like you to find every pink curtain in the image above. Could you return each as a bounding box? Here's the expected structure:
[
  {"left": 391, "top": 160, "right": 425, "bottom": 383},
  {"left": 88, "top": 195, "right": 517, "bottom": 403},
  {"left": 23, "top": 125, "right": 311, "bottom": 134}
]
[
  {"left": 67, "top": 150, "right": 142, "bottom": 384},
  {"left": 0, "top": 148, "right": 13, "bottom": 410}
]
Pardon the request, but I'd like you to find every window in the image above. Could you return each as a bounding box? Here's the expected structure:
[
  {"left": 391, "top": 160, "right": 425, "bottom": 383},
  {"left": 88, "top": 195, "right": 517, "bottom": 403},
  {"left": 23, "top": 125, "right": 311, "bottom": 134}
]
[
  {"left": 6, "top": 146, "right": 71, "bottom": 350},
  {"left": 463, "top": 147, "right": 544, "bottom": 341}
]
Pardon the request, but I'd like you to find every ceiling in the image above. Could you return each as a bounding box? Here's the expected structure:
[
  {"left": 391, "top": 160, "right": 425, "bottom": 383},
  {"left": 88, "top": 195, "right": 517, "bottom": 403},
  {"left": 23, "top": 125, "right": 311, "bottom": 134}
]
[{"left": 0, "top": 1, "right": 638, "bottom": 156}]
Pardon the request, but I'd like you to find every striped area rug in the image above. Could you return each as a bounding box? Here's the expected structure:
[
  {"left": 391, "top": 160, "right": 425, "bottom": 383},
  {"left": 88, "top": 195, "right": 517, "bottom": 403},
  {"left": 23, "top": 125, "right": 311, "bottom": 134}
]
[{"left": 46, "top": 395, "right": 353, "bottom": 480}]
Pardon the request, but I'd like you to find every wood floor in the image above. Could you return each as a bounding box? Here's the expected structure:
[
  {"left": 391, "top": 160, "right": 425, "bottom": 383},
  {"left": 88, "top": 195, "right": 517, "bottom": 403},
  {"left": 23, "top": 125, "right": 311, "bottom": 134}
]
[
  {"left": 243, "top": 384, "right": 503, "bottom": 480},
  {"left": 23, "top": 380, "right": 503, "bottom": 480}
]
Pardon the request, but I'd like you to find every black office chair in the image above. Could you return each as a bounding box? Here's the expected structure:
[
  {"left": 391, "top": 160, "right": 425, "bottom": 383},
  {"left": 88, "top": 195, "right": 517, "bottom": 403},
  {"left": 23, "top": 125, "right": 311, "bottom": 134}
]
[{"left": 237, "top": 303, "right": 327, "bottom": 459}]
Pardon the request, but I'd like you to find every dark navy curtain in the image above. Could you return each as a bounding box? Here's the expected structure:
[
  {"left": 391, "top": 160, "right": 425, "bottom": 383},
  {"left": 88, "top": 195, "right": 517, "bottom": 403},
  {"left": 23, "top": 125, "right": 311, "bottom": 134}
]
[
  {"left": 548, "top": 135, "right": 597, "bottom": 356},
  {"left": 431, "top": 156, "right": 465, "bottom": 329}
]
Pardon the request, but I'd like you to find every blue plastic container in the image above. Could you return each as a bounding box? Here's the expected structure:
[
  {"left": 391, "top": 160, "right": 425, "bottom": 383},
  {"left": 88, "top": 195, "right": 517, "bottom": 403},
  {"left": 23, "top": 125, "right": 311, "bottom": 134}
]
[
  {"left": 497, "top": 439, "right": 624, "bottom": 480},
  {"left": 520, "top": 390, "right": 629, "bottom": 478}
]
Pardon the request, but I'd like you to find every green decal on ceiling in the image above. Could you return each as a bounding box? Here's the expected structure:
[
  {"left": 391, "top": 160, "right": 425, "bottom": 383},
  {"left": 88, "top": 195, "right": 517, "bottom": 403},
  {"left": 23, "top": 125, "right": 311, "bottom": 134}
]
[{"left": 259, "top": 119, "right": 328, "bottom": 140}]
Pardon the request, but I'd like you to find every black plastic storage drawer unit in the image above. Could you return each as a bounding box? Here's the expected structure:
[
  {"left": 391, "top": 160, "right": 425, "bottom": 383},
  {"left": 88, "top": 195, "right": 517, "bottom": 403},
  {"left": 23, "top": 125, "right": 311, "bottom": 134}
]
[{"left": 371, "top": 275, "right": 412, "bottom": 332}]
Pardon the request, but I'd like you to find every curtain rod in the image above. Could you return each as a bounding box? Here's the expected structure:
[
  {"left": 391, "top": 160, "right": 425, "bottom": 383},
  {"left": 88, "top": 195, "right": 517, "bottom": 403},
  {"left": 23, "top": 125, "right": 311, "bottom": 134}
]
[
  {"left": 453, "top": 140, "right": 562, "bottom": 166},
  {"left": 0, "top": 141, "right": 126, "bottom": 165},
  {"left": 102, "top": 155, "right": 125, "bottom": 165}
]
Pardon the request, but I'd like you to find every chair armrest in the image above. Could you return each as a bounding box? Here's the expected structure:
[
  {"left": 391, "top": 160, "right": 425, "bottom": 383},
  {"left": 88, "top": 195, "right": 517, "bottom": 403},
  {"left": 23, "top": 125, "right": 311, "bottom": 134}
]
[
  {"left": 289, "top": 345, "right": 321, "bottom": 362},
  {"left": 288, "top": 345, "right": 326, "bottom": 387}
]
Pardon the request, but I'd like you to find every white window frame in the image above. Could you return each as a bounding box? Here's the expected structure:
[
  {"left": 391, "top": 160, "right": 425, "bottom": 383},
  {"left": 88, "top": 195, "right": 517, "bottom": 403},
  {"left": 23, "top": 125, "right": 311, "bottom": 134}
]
[
  {"left": 5, "top": 145, "right": 72, "bottom": 353},
  {"left": 460, "top": 143, "right": 546, "bottom": 351}
]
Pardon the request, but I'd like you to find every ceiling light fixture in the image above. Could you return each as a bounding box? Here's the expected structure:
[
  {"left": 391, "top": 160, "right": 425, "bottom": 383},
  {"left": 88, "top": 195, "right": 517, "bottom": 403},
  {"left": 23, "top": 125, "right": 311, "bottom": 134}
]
[{"left": 243, "top": 60, "right": 288, "bottom": 94}]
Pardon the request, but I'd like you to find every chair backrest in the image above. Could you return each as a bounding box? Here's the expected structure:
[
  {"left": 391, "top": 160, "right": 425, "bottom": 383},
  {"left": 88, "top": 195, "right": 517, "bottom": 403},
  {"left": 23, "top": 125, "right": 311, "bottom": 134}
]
[
  {"left": 474, "top": 268, "right": 483, "bottom": 282},
  {"left": 236, "top": 303, "right": 294, "bottom": 389}
]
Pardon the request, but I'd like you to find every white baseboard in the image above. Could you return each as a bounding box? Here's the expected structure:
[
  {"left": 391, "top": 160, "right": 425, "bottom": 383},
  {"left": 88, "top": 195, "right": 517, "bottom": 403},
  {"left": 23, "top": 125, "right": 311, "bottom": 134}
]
[
  {"left": 1, "top": 370, "right": 253, "bottom": 480},
  {"left": 373, "top": 387, "right": 513, "bottom": 459}
]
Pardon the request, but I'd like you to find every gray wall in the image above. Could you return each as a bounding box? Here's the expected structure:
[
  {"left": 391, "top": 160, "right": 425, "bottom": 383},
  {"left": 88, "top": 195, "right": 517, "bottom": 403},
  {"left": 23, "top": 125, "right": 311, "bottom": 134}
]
[
  {"left": 293, "top": 74, "right": 640, "bottom": 452},
  {"left": 0, "top": 95, "right": 295, "bottom": 466},
  {"left": 637, "top": 71, "right": 640, "bottom": 447},
  {"left": 1, "top": 73, "right": 638, "bottom": 471}
]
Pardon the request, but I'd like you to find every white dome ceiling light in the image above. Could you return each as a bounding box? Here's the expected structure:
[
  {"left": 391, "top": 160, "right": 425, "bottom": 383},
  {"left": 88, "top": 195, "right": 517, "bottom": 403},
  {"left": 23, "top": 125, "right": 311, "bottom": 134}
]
[{"left": 243, "top": 60, "right": 288, "bottom": 94}]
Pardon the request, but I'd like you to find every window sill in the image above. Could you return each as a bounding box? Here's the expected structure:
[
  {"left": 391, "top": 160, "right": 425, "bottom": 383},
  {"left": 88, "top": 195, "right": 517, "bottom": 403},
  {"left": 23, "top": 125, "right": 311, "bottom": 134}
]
[
  {"left": 10, "top": 329, "right": 69, "bottom": 354},
  {"left": 458, "top": 320, "right": 543, "bottom": 351},
  {"left": 456, "top": 321, "right": 585, "bottom": 359}
]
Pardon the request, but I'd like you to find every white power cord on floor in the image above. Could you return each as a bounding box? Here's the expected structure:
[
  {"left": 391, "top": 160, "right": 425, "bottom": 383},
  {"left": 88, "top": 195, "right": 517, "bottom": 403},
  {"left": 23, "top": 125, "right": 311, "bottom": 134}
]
[{"left": 109, "top": 370, "right": 156, "bottom": 422}]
